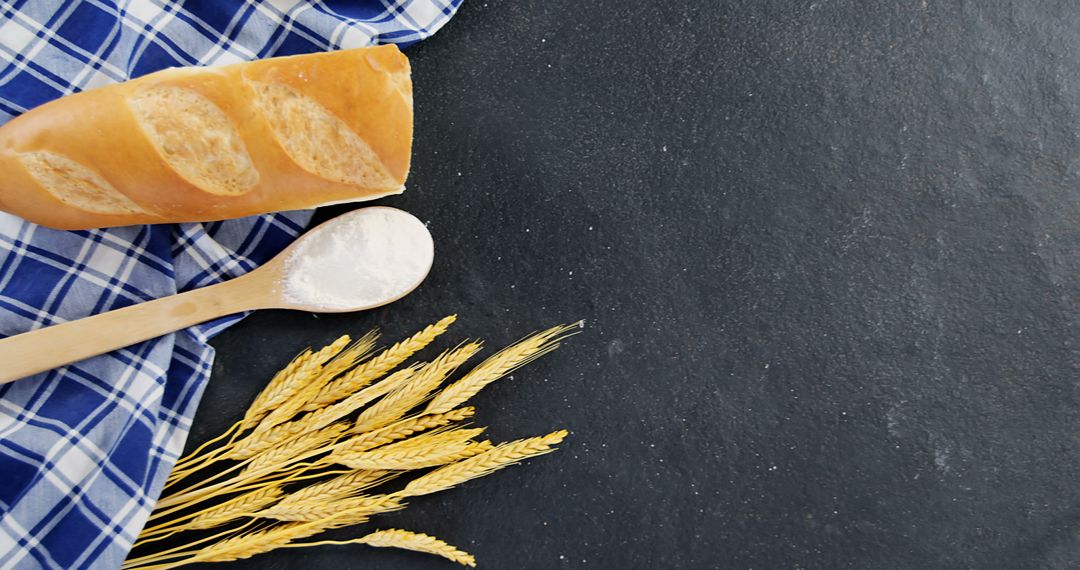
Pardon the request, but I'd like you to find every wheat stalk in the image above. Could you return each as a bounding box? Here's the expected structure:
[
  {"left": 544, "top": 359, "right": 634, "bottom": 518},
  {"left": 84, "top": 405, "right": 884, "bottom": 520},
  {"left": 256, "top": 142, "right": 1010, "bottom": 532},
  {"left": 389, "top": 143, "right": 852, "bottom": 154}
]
[
  {"left": 163, "top": 341, "right": 341, "bottom": 487},
  {"left": 316, "top": 331, "right": 379, "bottom": 379},
  {"left": 426, "top": 322, "right": 582, "bottom": 415},
  {"left": 123, "top": 522, "right": 261, "bottom": 568},
  {"left": 332, "top": 428, "right": 489, "bottom": 470},
  {"left": 162, "top": 416, "right": 355, "bottom": 511},
  {"left": 156, "top": 416, "right": 421, "bottom": 522},
  {"left": 360, "top": 441, "right": 493, "bottom": 471},
  {"left": 352, "top": 343, "right": 482, "bottom": 434},
  {"left": 239, "top": 422, "right": 348, "bottom": 476},
  {"left": 272, "top": 470, "right": 390, "bottom": 510},
  {"left": 164, "top": 340, "right": 342, "bottom": 488},
  {"left": 253, "top": 333, "right": 377, "bottom": 431},
  {"left": 137, "top": 489, "right": 274, "bottom": 544},
  {"left": 400, "top": 431, "right": 568, "bottom": 497},
  {"left": 132, "top": 321, "right": 576, "bottom": 570},
  {"left": 186, "top": 522, "right": 327, "bottom": 564},
  {"left": 240, "top": 335, "right": 351, "bottom": 430},
  {"left": 225, "top": 365, "right": 420, "bottom": 461},
  {"left": 135, "top": 526, "right": 476, "bottom": 569},
  {"left": 305, "top": 315, "right": 457, "bottom": 411},
  {"left": 159, "top": 425, "right": 366, "bottom": 513},
  {"left": 167, "top": 421, "right": 243, "bottom": 481},
  {"left": 188, "top": 486, "right": 283, "bottom": 530},
  {"left": 357, "top": 529, "right": 476, "bottom": 567},
  {"left": 258, "top": 493, "right": 405, "bottom": 523},
  {"left": 338, "top": 407, "right": 476, "bottom": 454},
  {"left": 180, "top": 490, "right": 407, "bottom": 565}
]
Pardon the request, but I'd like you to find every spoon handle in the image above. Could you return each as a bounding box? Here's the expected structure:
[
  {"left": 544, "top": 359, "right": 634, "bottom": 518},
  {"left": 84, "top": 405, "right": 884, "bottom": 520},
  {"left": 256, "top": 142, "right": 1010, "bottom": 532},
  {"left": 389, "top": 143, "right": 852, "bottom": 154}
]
[{"left": 0, "top": 276, "right": 265, "bottom": 386}]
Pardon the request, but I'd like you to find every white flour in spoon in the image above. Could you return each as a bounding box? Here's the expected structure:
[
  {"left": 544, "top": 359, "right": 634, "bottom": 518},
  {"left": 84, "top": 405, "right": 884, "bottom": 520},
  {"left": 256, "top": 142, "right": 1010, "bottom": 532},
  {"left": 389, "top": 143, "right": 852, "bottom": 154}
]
[{"left": 281, "top": 207, "right": 434, "bottom": 309}]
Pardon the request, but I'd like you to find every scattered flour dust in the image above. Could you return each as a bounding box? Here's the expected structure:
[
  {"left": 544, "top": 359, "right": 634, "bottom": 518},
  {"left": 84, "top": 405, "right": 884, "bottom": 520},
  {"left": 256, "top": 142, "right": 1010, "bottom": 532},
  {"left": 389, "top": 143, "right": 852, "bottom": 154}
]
[{"left": 282, "top": 207, "right": 434, "bottom": 309}]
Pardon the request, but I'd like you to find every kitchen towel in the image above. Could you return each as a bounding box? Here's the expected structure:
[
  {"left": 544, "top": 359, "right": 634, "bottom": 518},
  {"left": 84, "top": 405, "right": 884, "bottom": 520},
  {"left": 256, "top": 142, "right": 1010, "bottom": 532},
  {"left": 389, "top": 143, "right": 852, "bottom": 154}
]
[{"left": 0, "top": 1, "right": 460, "bottom": 568}]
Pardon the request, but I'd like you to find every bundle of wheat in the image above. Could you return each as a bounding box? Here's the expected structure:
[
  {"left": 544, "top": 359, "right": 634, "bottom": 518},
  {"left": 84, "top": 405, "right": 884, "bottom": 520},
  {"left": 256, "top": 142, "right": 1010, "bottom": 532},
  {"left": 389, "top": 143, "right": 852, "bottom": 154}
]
[{"left": 123, "top": 316, "right": 580, "bottom": 569}]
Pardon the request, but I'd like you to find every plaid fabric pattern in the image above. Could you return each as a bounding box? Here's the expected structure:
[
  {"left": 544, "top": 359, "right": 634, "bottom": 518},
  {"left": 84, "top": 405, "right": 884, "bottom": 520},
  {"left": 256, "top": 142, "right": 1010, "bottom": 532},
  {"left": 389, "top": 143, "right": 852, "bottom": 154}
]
[{"left": 0, "top": 1, "right": 460, "bottom": 568}]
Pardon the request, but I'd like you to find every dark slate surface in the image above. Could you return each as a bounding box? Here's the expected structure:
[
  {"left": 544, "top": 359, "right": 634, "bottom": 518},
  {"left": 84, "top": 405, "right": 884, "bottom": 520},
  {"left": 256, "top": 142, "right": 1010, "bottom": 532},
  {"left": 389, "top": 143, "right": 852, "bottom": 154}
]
[{"left": 185, "top": 1, "right": 1080, "bottom": 568}]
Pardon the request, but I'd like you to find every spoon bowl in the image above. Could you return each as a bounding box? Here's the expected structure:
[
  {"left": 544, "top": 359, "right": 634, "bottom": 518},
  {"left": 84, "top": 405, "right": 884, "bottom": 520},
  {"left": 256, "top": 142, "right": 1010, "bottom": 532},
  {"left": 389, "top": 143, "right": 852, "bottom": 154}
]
[{"left": 264, "top": 206, "right": 434, "bottom": 313}]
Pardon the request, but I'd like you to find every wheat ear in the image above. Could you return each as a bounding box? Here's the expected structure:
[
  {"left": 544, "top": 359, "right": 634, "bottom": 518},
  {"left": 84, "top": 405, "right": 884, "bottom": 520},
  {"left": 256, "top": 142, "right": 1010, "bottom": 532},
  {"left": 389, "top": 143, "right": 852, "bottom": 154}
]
[
  {"left": 136, "top": 484, "right": 284, "bottom": 545},
  {"left": 241, "top": 335, "right": 351, "bottom": 430},
  {"left": 240, "top": 422, "right": 348, "bottom": 476},
  {"left": 352, "top": 343, "right": 482, "bottom": 434},
  {"left": 226, "top": 365, "right": 420, "bottom": 460},
  {"left": 258, "top": 493, "right": 405, "bottom": 523},
  {"left": 254, "top": 332, "right": 377, "bottom": 431},
  {"left": 357, "top": 529, "right": 476, "bottom": 567},
  {"left": 331, "top": 428, "right": 488, "bottom": 470},
  {"left": 305, "top": 315, "right": 457, "bottom": 411},
  {"left": 154, "top": 528, "right": 475, "bottom": 569},
  {"left": 427, "top": 322, "right": 582, "bottom": 415},
  {"left": 400, "top": 430, "right": 568, "bottom": 497},
  {"left": 272, "top": 470, "right": 390, "bottom": 510},
  {"left": 187, "top": 485, "right": 283, "bottom": 530},
  {"left": 165, "top": 333, "right": 363, "bottom": 485},
  {"left": 337, "top": 407, "right": 476, "bottom": 455},
  {"left": 185, "top": 522, "right": 328, "bottom": 564},
  {"left": 160, "top": 346, "right": 328, "bottom": 488},
  {"left": 121, "top": 520, "right": 260, "bottom": 569},
  {"left": 170, "top": 488, "right": 410, "bottom": 566},
  {"left": 363, "top": 442, "right": 494, "bottom": 471}
]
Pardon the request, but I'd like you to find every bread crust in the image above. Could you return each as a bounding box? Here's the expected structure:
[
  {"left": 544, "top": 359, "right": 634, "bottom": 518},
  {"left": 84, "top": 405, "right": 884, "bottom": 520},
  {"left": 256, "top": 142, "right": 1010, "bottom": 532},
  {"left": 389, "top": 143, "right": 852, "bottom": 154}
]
[{"left": 0, "top": 45, "right": 412, "bottom": 230}]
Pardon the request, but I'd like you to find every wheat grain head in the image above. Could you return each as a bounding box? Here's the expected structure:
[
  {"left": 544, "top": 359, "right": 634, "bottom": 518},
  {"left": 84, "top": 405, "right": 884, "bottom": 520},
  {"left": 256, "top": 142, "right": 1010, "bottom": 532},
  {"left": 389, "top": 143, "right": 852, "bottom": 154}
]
[
  {"left": 359, "top": 529, "right": 476, "bottom": 567},
  {"left": 352, "top": 343, "right": 482, "bottom": 434},
  {"left": 188, "top": 486, "right": 284, "bottom": 531},
  {"left": 273, "top": 470, "right": 391, "bottom": 510},
  {"left": 400, "top": 430, "right": 568, "bottom": 497},
  {"left": 315, "top": 330, "right": 379, "bottom": 380},
  {"left": 339, "top": 407, "right": 475, "bottom": 455},
  {"left": 258, "top": 494, "right": 404, "bottom": 523},
  {"left": 240, "top": 350, "right": 312, "bottom": 430},
  {"left": 238, "top": 422, "right": 348, "bottom": 475},
  {"left": 226, "top": 365, "right": 420, "bottom": 460},
  {"left": 238, "top": 335, "right": 352, "bottom": 431},
  {"left": 254, "top": 332, "right": 377, "bottom": 431},
  {"left": 188, "top": 521, "right": 328, "bottom": 563},
  {"left": 426, "top": 323, "right": 582, "bottom": 415},
  {"left": 289, "top": 364, "right": 422, "bottom": 438},
  {"left": 304, "top": 315, "right": 457, "bottom": 411},
  {"left": 332, "top": 428, "right": 488, "bottom": 470},
  {"left": 351, "top": 441, "right": 492, "bottom": 471}
]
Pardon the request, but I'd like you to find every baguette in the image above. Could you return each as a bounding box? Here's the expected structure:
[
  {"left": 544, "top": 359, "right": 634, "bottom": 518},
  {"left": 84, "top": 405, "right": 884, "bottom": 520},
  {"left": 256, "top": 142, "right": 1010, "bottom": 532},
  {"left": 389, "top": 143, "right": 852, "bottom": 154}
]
[{"left": 0, "top": 45, "right": 412, "bottom": 230}]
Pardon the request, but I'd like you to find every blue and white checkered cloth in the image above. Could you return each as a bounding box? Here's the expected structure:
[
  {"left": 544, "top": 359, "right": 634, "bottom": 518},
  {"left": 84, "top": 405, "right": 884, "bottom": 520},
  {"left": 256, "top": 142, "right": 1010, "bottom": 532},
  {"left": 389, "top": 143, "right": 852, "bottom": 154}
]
[{"left": 0, "top": 2, "right": 460, "bottom": 568}]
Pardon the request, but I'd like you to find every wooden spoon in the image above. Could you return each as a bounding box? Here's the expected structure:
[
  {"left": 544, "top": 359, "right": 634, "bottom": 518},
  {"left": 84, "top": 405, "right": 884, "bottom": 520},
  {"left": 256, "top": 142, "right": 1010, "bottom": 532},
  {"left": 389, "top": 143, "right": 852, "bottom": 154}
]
[{"left": 0, "top": 207, "right": 434, "bottom": 385}]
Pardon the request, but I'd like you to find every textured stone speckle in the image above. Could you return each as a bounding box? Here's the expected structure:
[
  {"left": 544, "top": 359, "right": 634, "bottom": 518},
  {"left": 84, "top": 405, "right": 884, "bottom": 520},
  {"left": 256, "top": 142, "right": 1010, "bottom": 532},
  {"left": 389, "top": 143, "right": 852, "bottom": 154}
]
[{"left": 181, "top": 1, "right": 1080, "bottom": 568}]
